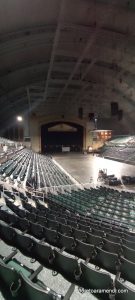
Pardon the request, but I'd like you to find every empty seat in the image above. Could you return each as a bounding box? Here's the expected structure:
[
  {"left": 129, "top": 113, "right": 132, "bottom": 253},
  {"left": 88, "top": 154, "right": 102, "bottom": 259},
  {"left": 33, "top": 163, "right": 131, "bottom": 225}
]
[
  {"left": 18, "top": 271, "right": 64, "bottom": 300},
  {"left": 115, "top": 278, "right": 135, "bottom": 300},
  {"left": 45, "top": 227, "right": 58, "bottom": 246},
  {"left": 59, "top": 223, "right": 72, "bottom": 236},
  {"left": 120, "top": 256, "right": 135, "bottom": 284},
  {"left": 86, "top": 232, "right": 102, "bottom": 246},
  {"left": 33, "top": 241, "right": 55, "bottom": 269},
  {"left": 15, "top": 231, "right": 35, "bottom": 258},
  {"left": 0, "top": 258, "right": 21, "bottom": 295},
  {"left": 73, "top": 229, "right": 86, "bottom": 241},
  {"left": 26, "top": 212, "right": 36, "bottom": 223},
  {"left": 124, "top": 233, "right": 135, "bottom": 243},
  {"left": 0, "top": 221, "right": 16, "bottom": 247},
  {"left": 122, "top": 238, "right": 135, "bottom": 250},
  {"left": 53, "top": 249, "right": 81, "bottom": 284},
  {"left": 94, "top": 247, "right": 119, "bottom": 274},
  {"left": 102, "top": 238, "right": 121, "bottom": 254},
  {"left": 46, "top": 219, "right": 59, "bottom": 231},
  {"left": 121, "top": 245, "right": 135, "bottom": 263},
  {"left": 58, "top": 233, "right": 75, "bottom": 254},
  {"left": 18, "top": 218, "right": 30, "bottom": 232},
  {"left": 75, "top": 239, "right": 94, "bottom": 260},
  {"left": 91, "top": 228, "right": 104, "bottom": 237},
  {"left": 80, "top": 261, "right": 113, "bottom": 298},
  {"left": 30, "top": 222, "right": 44, "bottom": 239},
  {"left": 106, "top": 233, "right": 122, "bottom": 244},
  {"left": 36, "top": 215, "right": 47, "bottom": 227},
  {"left": 78, "top": 224, "right": 91, "bottom": 232}
]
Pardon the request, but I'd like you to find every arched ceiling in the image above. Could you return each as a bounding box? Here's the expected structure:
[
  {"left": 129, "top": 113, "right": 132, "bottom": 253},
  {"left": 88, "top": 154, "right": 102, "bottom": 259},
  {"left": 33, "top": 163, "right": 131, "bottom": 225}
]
[{"left": 0, "top": 0, "right": 135, "bottom": 128}]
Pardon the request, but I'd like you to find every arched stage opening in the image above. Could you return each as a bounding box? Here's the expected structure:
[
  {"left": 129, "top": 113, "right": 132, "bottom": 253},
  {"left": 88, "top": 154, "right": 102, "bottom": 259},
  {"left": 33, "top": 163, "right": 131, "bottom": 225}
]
[{"left": 41, "top": 121, "right": 83, "bottom": 153}]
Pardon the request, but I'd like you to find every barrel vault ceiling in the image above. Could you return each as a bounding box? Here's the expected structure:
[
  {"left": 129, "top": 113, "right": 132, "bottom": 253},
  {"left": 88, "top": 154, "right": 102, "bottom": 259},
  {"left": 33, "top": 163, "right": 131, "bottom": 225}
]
[{"left": 0, "top": 0, "right": 135, "bottom": 128}]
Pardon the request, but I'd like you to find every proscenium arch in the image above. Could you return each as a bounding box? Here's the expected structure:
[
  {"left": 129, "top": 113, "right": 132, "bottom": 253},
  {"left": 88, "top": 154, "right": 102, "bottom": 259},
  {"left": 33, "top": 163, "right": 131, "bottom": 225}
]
[
  {"left": 30, "top": 115, "right": 93, "bottom": 153},
  {"left": 41, "top": 121, "right": 84, "bottom": 153}
]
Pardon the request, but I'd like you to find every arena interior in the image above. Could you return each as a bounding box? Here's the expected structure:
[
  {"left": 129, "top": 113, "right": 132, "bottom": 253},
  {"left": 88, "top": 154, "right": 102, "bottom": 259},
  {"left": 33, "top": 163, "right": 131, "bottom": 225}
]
[{"left": 0, "top": 1, "right": 135, "bottom": 299}]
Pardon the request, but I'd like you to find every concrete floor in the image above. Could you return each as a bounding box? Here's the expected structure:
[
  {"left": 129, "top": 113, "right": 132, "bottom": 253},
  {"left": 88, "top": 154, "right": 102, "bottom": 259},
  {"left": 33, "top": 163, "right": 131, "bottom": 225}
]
[{"left": 54, "top": 153, "right": 135, "bottom": 189}]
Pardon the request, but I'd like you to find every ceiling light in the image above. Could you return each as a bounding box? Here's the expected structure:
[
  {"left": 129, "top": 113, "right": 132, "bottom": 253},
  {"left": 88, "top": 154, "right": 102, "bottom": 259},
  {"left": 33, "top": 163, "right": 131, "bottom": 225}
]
[{"left": 17, "top": 116, "right": 23, "bottom": 122}]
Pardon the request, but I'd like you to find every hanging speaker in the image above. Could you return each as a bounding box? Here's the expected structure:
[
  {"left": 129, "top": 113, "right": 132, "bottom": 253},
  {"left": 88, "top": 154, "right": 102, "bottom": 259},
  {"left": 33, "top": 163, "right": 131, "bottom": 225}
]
[
  {"left": 88, "top": 113, "right": 95, "bottom": 121},
  {"left": 111, "top": 102, "right": 119, "bottom": 116},
  {"left": 78, "top": 107, "right": 83, "bottom": 119}
]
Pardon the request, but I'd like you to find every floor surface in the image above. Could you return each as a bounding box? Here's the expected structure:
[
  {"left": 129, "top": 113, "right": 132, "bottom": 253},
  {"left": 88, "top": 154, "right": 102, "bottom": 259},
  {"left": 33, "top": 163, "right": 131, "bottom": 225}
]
[{"left": 54, "top": 153, "right": 135, "bottom": 190}]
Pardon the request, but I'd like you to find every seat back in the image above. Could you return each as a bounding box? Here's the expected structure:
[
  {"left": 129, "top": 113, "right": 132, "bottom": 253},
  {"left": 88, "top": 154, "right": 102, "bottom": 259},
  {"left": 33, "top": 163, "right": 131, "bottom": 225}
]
[
  {"left": 120, "top": 257, "right": 135, "bottom": 284},
  {"left": 75, "top": 239, "right": 94, "bottom": 260},
  {"left": 122, "top": 245, "right": 135, "bottom": 263},
  {"left": 115, "top": 278, "right": 135, "bottom": 300},
  {"left": 95, "top": 247, "right": 119, "bottom": 273},
  {"left": 53, "top": 249, "right": 80, "bottom": 283},
  {"left": 80, "top": 262, "right": 112, "bottom": 293},
  {"left": 18, "top": 272, "right": 61, "bottom": 300},
  {"left": 0, "top": 258, "right": 20, "bottom": 289}
]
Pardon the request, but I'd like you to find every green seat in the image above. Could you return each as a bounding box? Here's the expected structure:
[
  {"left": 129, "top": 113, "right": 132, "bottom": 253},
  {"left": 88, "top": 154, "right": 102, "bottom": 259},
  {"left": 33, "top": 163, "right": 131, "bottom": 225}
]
[
  {"left": 73, "top": 228, "right": 86, "bottom": 241},
  {"left": 124, "top": 233, "right": 135, "bottom": 243},
  {"left": 16, "top": 272, "right": 63, "bottom": 300},
  {"left": 94, "top": 247, "right": 119, "bottom": 274},
  {"left": 106, "top": 233, "right": 121, "bottom": 244},
  {"left": 80, "top": 262, "right": 113, "bottom": 299},
  {"left": 120, "top": 256, "right": 135, "bottom": 284},
  {"left": 58, "top": 233, "right": 75, "bottom": 254},
  {"left": 103, "top": 239, "right": 121, "bottom": 254},
  {"left": 0, "top": 258, "right": 65, "bottom": 300},
  {"left": 86, "top": 232, "right": 102, "bottom": 246},
  {"left": 33, "top": 241, "right": 55, "bottom": 269},
  {"left": 16, "top": 231, "right": 34, "bottom": 257},
  {"left": 75, "top": 239, "right": 94, "bottom": 260},
  {"left": 0, "top": 220, "right": 16, "bottom": 247},
  {"left": 8, "top": 260, "right": 31, "bottom": 278},
  {"left": 53, "top": 249, "right": 80, "bottom": 283},
  {"left": 0, "top": 258, "right": 20, "bottom": 292},
  {"left": 115, "top": 278, "right": 135, "bottom": 300},
  {"left": 122, "top": 238, "right": 135, "bottom": 250},
  {"left": 121, "top": 245, "right": 135, "bottom": 263}
]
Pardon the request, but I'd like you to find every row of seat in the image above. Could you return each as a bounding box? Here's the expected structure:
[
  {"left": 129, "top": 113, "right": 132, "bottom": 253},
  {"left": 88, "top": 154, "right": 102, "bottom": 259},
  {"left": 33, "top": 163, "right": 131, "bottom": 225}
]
[
  {"left": 1, "top": 203, "right": 135, "bottom": 280},
  {"left": 0, "top": 148, "right": 74, "bottom": 189},
  {"left": 101, "top": 143, "right": 135, "bottom": 163},
  {"left": 6, "top": 185, "right": 133, "bottom": 239},
  {"left": 5, "top": 196, "right": 135, "bottom": 245},
  {"left": 44, "top": 185, "right": 135, "bottom": 226},
  {"left": 0, "top": 219, "right": 135, "bottom": 300},
  {"left": 0, "top": 245, "right": 74, "bottom": 300},
  {"left": 4, "top": 184, "right": 135, "bottom": 237}
]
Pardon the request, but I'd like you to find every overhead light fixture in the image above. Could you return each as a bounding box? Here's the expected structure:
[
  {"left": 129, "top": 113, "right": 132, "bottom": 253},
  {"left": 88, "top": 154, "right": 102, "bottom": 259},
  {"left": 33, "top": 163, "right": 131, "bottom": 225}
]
[{"left": 17, "top": 116, "right": 23, "bottom": 122}]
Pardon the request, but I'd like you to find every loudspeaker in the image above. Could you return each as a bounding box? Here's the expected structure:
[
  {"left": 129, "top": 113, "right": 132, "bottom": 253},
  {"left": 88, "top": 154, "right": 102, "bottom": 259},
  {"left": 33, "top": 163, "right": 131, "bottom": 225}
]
[
  {"left": 118, "top": 109, "right": 123, "bottom": 120},
  {"left": 111, "top": 102, "right": 119, "bottom": 116},
  {"left": 89, "top": 113, "right": 95, "bottom": 121},
  {"left": 78, "top": 107, "right": 83, "bottom": 119}
]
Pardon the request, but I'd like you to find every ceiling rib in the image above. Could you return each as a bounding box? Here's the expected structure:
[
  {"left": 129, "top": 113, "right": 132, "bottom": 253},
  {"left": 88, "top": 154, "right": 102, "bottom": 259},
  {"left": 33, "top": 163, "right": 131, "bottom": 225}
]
[
  {"left": 56, "top": 2, "right": 117, "bottom": 104},
  {"left": 42, "top": 0, "right": 65, "bottom": 103}
]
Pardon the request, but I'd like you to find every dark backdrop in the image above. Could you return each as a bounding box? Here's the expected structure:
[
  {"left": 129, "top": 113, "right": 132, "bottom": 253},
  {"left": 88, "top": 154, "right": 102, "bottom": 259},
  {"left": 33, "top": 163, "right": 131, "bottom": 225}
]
[{"left": 41, "top": 121, "right": 83, "bottom": 153}]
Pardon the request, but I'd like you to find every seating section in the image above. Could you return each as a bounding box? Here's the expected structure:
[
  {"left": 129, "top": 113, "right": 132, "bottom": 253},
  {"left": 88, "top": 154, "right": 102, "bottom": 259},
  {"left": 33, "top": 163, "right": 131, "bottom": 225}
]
[
  {"left": 0, "top": 250, "right": 68, "bottom": 300},
  {"left": 0, "top": 137, "right": 21, "bottom": 160},
  {"left": 48, "top": 186, "right": 135, "bottom": 229},
  {"left": 0, "top": 148, "right": 73, "bottom": 188},
  {"left": 0, "top": 185, "right": 135, "bottom": 299},
  {"left": 101, "top": 136, "right": 135, "bottom": 163}
]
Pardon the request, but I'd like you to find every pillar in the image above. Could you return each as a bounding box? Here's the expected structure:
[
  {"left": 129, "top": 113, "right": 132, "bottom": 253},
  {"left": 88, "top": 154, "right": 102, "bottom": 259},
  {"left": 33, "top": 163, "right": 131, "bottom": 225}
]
[{"left": 30, "top": 115, "right": 41, "bottom": 152}]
